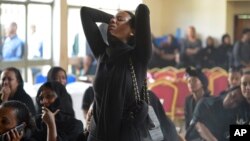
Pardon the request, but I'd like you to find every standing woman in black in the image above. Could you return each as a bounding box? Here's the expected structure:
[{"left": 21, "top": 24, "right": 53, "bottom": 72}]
[{"left": 81, "top": 4, "right": 151, "bottom": 141}]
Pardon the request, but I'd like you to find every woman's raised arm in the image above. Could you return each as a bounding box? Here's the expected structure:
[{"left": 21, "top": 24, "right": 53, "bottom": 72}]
[{"left": 80, "top": 7, "right": 113, "bottom": 58}]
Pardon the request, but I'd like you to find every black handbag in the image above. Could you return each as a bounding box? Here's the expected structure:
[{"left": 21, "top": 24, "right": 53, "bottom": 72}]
[{"left": 129, "top": 58, "right": 164, "bottom": 141}]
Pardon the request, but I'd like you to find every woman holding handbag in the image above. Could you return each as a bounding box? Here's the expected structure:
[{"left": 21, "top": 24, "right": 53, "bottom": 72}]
[{"left": 80, "top": 4, "right": 155, "bottom": 141}]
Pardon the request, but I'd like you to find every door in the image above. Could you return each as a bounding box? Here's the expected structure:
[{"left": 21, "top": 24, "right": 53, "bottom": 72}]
[{"left": 234, "top": 14, "right": 250, "bottom": 42}]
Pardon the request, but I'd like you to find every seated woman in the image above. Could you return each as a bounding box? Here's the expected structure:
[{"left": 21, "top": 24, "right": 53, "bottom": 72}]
[
  {"left": 184, "top": 67, "right": 210, "bottom": 141},
  {"left": 198, "top": 36, "right": 216, "bottom": 68},
  {"left": 47, "top": 67, "right": 68, "bottom": 86},
  {"left": 0, "top": 67, "right": 36, "bottom": 116},
  {"left": 32, "top": 81, "right": 83, "bottom": 141},
  {"left": 0, "top": 100, "right": 36, "bottom": 141},
  {"left": 47, "top": 66, "right": 74, "bottom": 116},
  {"left": 150, "top": 34, "right": 179, "bottom": 68}
]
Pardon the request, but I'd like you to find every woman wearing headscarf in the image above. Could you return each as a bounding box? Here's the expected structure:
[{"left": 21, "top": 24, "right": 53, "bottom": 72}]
[
  {"left": 32, "top": 81, "right": 82, "bottom": 141},
  {"left": 47, "top": 67, "right": 74, "bottom": 116},
  {"left": 0, "top": 67, "right": 36, "bottom": 116}
]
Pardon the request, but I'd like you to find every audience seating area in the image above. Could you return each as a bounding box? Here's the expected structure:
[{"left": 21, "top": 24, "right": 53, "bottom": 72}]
[
  {"left": 147, "top": 66, "right": 228, "bottom": 121},
  {"left": 34, "top": 73, "right": 77, "bottom": 84}
]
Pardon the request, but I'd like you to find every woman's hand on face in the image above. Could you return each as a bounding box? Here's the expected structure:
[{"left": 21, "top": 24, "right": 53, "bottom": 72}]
[
  {"left": 5, "top": 128, "right": 24, "bottom": 141},
  {"left": 41, "top": 107, "right": 60, "bottom": 126},
  {"left": 0, "top": 86, "right": 11, "bottom": 102}
]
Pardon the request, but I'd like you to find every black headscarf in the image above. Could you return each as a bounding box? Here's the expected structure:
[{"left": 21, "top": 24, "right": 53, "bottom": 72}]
[
  {"left": 47, "top": 67, "right": 67, "bottom": 84},
  {"left": 36, "top": 81, "right": 74, "bottom": 117}
]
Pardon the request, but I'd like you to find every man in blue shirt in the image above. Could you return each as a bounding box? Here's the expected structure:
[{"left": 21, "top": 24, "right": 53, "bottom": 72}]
[{"left": 2, "top": 22, "right": 24, "bottom": 60}]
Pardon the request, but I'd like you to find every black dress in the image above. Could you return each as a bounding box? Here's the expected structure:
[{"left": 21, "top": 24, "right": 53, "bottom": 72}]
[
  {"left": 81, "top": 4, "right": 151, "bottom": 141},
  {"left": 5, "top": 86, "right": 36, "bottom": 116}
]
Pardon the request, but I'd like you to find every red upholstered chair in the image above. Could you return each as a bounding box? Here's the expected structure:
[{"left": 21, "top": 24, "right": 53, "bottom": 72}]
[
  {"left": 202, "top": 68, "right": 212, "bottom": 78},
  {"left": 173, "top": 80, "right": 189, "bottom": 119},
  {"left": 153, "top": 69, "right": 176, "bottom": 81},
  {"left": 209, "top": 72, "right": 228, "bottom": 96},
  {"left": 148, "top": 79, "right": 178, "bottom": 120},
  {"left": 176, "top": 68, "right": 186, "bottom": 80},
  {"left": 210, "top": 67, "right": 227, "bottom": 74},
  {"left": 148, "top": 67, "right": 160, "bottom": 75},
  {"left": 162, "top": 66, "right": 178, "bottom": 72}
]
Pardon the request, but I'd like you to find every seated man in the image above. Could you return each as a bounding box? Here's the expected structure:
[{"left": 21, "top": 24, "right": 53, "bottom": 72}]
[
  {"left": 184, "top": 67, "right": 210, "bottom": 140},
  {"left": 187, "top": 86, "right": 244, "bottom": 141},
  {"left": 2, "top": 22, "right": 24, "bottom": 60}
]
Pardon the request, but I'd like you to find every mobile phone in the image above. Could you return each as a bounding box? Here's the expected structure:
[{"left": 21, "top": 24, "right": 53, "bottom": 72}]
[{"left": 0, "top": 122, "right": 26, "bottom": 141}]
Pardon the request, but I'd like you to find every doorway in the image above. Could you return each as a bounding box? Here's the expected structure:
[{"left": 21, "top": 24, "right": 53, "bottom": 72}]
[{"left": 234, "top": 14, "right": 250, "bottom": 41}]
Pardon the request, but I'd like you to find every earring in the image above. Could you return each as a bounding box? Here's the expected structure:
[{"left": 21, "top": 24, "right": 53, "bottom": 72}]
[{"left": 130, "top": 33, "right": 134, "bottom": 36}]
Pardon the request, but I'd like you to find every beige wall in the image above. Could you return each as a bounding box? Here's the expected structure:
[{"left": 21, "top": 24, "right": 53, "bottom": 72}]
[
  {"left": 226, "top": 1, "right": 250, "bottom": 41},
  {"left": 145, "top": 0, "right": 227, "bottom": 45},
  {"left": 143, "top": 0, "right": 165, "bottom": 36}
]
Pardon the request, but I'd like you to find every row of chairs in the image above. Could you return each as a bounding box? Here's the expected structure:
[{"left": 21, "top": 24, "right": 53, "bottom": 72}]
[
  {"left": 149, "top": 79, "right": 188, "bottom": 121},
  {"left": 147, "top": 67, "right": 229, "bottom": 121},
  {"left": 34, "top": 73, "right": 77, "bottom": 84}
]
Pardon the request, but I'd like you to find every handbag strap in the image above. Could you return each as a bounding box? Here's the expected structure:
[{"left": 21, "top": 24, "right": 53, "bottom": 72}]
[{"left": 129, "top": 58, "right": 150, "bottom": 104}]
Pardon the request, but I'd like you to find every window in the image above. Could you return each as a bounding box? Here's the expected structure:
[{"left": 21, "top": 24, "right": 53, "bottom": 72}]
[
  {"left": 0, "top": 0, "right": 53, "bottom": 84},
  {"left": 0, "top": 4, "right": 26, "bottom": 61},
  {"left": 27, "top": 4, "right": 52, "bottom": 60},
  {"left": 30, "top": 0, "right": 53, "bottom": 2},
  {"left": 67, "top": 0, "right": 142, "bottom": 76}
]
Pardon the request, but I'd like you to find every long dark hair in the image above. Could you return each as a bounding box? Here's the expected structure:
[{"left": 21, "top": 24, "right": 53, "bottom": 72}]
[
  {"left": 1, "top": 100, "right": 35, "bottom": 137},
  {"left": 36, "top": 81, "right": 75, "bottom": 117},
  {"left": 221, "top": 34, "right": 230, "bottom": 44},
  {"left": 3, "top": 67, "right": 24, "bottom": 88},
  {"left": 47, "top": 66, "right": 67, "bottom": 84}
]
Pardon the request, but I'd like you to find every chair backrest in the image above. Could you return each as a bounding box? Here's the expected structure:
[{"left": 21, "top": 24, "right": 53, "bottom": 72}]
[
  {"left": 174, "top": 80, "right": 189, "bottom": 108},
  {"left": 209, "top": 72, "right": 228, "bottom": 96},
  {"left": 210, "top": 67, "right": 227, "bottom": 74},
  {"left": 173, "top": 80, "right": 189, "bottom": 119},
  {"left": 162, "top": 66, "right": 178, "bottom": 72},
  {"left": 34, "top": 73, "right": 47, "bottom": 84},
  {"left": 153, "top": 69, "right": 176, "bottom": 81},
  {"left": 148, "top": 79, "right": 178, "bottom": 120},
  {"left": 67, "top": 74, "right": 77, "bottom": 84},
  {"left": 176, "top": 68, "right": 186, "bottom": 80},
  {"left": 148, "top": 67, "right": 160, "bottom": 75}
]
